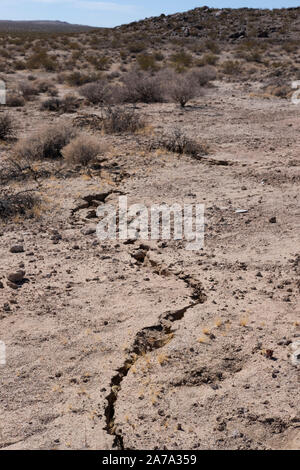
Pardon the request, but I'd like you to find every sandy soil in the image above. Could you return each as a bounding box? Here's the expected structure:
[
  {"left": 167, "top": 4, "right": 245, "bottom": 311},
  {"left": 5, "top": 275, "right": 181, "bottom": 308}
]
[{"left": 0, "top": 80, "right": 299, "bottom": 450}]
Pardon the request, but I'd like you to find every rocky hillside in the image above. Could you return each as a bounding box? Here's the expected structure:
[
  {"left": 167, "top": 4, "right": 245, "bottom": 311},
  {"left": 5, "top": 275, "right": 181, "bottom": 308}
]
[{"left": 116, "top": 6, "right": 300, "bottom": 42}]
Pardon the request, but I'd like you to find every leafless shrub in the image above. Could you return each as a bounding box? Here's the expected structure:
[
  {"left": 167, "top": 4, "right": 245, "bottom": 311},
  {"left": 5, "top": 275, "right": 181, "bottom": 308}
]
[
  {"left": 6, "top": 93, "right": 25, "bottom": 107},
  {"left": 14, "top": 124, "right": 76, "bottom": 161},
  {"left": 168, "top": 72, "right": 199, "bottom": 107},
  {"left": 150, "top": 129, "right": 209, "bottom": 159},
  {"left": 35, "top": 79, "right": 56, "bottom": 93},
  {"left": 79, "top": 80, "right": 110, "bottom": 105},
  {"left": 18, "top": 81, "right": 39, "bottom": 100},
  {"left": 120, "top": 70, "right": 164, "bottom": 104},
  {"left": 189, "top": 66, "right": 216, "bottom": 86},
  {"left": 40, "top": 95, "right": 79, "bottom": 113},
  {"left": 0, "top": 189, "right": 39, "bottom": 219},
  {"left": 0, "top": 113, "right": 14, "bottom": 140},
  {"left": 65, "top": 71, "right": 100, "bottom": 87},
  {"left": 40, "top": 97, "right": 61, "bottom": 111},
  {"left": 221, "top": 60, "right": 242, "bottom": 75},
  {"left": 62, "top": 135, "right": 107, "bottom": 166},
  {"left": 101, "top": 106, "right": 145, "bottom": 134}
]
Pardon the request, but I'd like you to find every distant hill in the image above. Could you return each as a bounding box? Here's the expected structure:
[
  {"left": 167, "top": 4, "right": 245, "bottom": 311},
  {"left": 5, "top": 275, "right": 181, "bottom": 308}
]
[{"left": 0, "top": 20, "right": 98, "bottom": 33}]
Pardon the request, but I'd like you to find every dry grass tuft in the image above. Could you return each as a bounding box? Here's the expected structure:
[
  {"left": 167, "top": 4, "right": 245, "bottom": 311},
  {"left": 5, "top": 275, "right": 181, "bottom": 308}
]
[{"left": 62, "top": 134, "right": 107, "bottom": 166}]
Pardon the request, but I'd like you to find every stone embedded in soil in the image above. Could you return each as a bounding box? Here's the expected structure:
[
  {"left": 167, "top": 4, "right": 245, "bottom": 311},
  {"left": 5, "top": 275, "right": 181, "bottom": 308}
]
[
  {"left": 7, "top": 270, "right": 25, "bottom": 284},
  {"left": 10, "top": 245, "right": 24, "bottom": 253}
]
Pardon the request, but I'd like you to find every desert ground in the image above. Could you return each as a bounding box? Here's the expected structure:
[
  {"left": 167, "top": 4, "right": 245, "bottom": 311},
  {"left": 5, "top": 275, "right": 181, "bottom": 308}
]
[{"left": 0, "top": 6, "right": 299, "bottom": 450}]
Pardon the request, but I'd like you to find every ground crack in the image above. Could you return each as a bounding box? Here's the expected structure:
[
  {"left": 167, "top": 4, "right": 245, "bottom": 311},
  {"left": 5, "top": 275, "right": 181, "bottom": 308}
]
[{"left": 104, "top": 285, "right": 207, "bottom": 449}]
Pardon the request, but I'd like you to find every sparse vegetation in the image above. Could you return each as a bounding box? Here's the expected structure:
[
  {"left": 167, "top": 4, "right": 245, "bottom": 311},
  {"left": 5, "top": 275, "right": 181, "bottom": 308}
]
[
  {"left": 14, "top": 124, "right": 76, "bottom": 161},
  {"left": 120, "top": 70, "right": 165, "bottom": 104},
  {"left": 168, "top": 72, "right": 199, "bottom": 107},
  {"left": 0, "top": 189, "right": 39, "bottom": 219},
  {"left": 101, "top": 106, "right": 146, "bottom": 134},
  {"left": 6, "top": 93, "right": 25, "bottom": 107},
  {"left": 151, "top": 129, "right": 209, "bottom": 159},
  {"left": 40, "top": 95, "right": 79, "bottom": 113},
  {"left": 0, "top": 113, "right": 14, "bottom": 140},
  {"left": 62, "top": 134, "right": 106, "bottom": 166},
  {"left": 79, "top": 80, "right": 110, "bottom": 105}
]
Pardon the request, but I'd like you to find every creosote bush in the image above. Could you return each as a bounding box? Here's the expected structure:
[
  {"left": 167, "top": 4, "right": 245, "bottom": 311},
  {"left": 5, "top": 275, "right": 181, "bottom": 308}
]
[
  {"left": 151, "top": 129, "right": 209, "bottom": 159},
  {"left": 168, "top": 72, "right": 199, "bottom": 107},
  {"left": 6, "top": 93, "right": 25, "bottom": 107},
  {"left": 0, "top": 189, "right": 39, "bottom": 219},
  {"left": 62, "top": 135, "right": 107, "bottom": 166},
  {"left": 120, "top": 70, "right": 164, "bottom": 104},
  {"left": 18, "top": 81, "right": 39, "bottom": 100},
  {"left": 189, "top": 66, "right": 216, "bottom": 86},
  {"left": 65, "top": 71, "right": 100, "bottom": 87},
  {"left": 26, "top": 50, "right": 57, "bottom": 71},
  {"left": 170, "top": 50, "right": 193, "bottom": 71},
  {"left": 40, "top": 95, "right": 79, "bottom": 113},
  {"left": 14, "top": 124, "right": 76, "bottom": 161},
  {"left": 79, "top": 80, "right": 110, "bottom": 105},
  {"left": 101, "top": 106, "right": 145, "bottom": 134},
  {"left": 0, "top": 113, "right": 14, "bottom": 140}
]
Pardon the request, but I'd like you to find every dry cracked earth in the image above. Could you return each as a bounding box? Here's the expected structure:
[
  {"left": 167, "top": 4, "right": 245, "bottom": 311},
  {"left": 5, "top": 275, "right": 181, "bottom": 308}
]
[{"left": 0, "top": 81, "right": 299, "bottom": 450}]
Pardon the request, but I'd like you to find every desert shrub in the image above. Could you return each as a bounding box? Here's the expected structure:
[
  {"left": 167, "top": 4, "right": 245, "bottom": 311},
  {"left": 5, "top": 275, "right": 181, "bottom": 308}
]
[
  {"left": 168, "top": 72, "right": 199, "bottom": 107},
  {"left": 244, "top": 49, "right": 263, "bottom": 63},
  {"left": 35, "top": 79, "right": 54, "bottom": 93},
  {"left": 120, "top": 70, "right": 164, "bottom": 104},
  {"left": 26, "top": 50, "right": 57, "bottom": 71},
  {"left": 154, "top": 52, "right": 164, "bottom": 61},
  {"left": 189, "top": 66, "right": 216, "bottom": 86},
  {"left": 86, "top": 54, "right": 110, "bottom": 71},
  {"left": 198, "top": 53, "right": 219, "bottom": 66},
  {"left": 128, "top": 42, "right": 146, "bottom": 53},
  {"left": 65, "top": 71, "right": 100, "bottom": 87},
  {"left": 18, "top": 81, "right": 39, "bottom": 100},
  {"left": 62, "top": 135, "right": 106, "bottom": 166},
  {"left": 14, "top": 124, "right": 76, "bottom": 161},
  {"left": 0, "top": 113, "right": 14, "bottom": 140},
  {"left": 151, "top": 129, "right": 209, "bottom": 159},
  {"left": 170, "top": 50, "right": 193, "bottom": 71},
  {"left": 79, "top": 80, "right": 110, "bottom": 105},
  {"left": 205, "top": 39, "right": 220, "bottom": 54},
  {"left": 40, "top": 95, "right": 79, "bottom": 113},
  {"left": 221, "top": 60, "right": 242, "bottom": 75},
  {"left": 40, "top": 97, "right": 61, "bottom": 111},
  {"left": 137, "top": 54, "right": 158, "bottom": 71},
  {"left": 101, "top": 106, "right": 145, "bottom": 134},
  {"left": 6, "top": 93, "right": 25, "bottom": 107},
  {"left": 14, "top": 60, "right": 26, "bottom": 70},
  {"left": 0, "top": 189, "right": 39, "bottom": 219}
]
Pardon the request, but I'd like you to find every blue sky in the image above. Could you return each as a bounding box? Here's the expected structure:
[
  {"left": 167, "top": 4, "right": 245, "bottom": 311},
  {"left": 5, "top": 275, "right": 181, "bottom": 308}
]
[{"left": 0, "top": 1, "right": 299, "bottom": 27}]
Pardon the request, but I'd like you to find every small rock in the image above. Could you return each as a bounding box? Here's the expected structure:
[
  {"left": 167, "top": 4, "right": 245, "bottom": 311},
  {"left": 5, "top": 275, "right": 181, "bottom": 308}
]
[
  {"left": 10, "top": 245, "right": 24, "bottom": 253},
  {"left": 0, "top": 281, "right": 3, "bottom": 289},
  {"left": 7, "top": 281, "right": 19, "bottom": 290},
  {"left": 7, "top": 270, "right": 25, "bottom": 284},
  {"left": 269, "top": 217, "right": 277, "bottom": 223}
]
